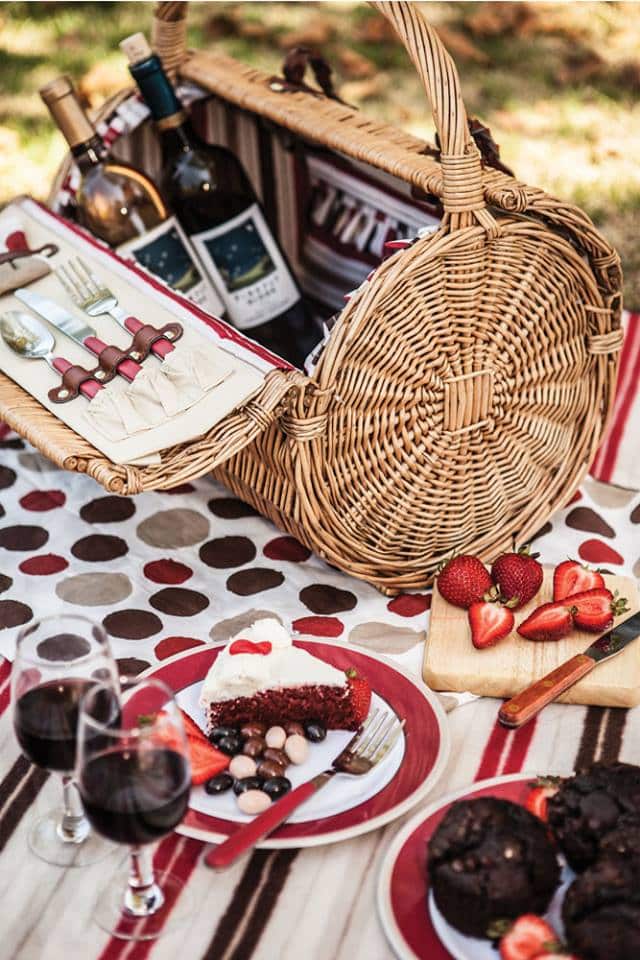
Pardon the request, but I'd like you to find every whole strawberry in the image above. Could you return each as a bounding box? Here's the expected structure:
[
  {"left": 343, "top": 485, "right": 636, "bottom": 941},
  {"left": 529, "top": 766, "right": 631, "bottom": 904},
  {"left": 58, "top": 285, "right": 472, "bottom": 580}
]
[
  {"left": 437, "top": 554, "right": 493, "bottom": 609},
  {"left": 346, "top": 669, "right": 372, "bottom": 726},
  {"left": 491, "top": 546, "right": 543, "bottom": 610}
]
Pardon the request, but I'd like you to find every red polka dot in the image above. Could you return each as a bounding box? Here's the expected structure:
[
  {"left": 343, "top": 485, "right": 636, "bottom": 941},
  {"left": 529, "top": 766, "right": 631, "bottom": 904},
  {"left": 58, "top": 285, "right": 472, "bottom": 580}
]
[
  {"left": 155, "top": 636, "right": 204, "bottom": 660},
  {"left": 144, "top": 559, "right": 193, "bottom": 584},
  {"left": 19, "top": 554, "right": 68, "bottom": 575},
  {"left": 19, "top": 490, "right": 66, "bottom": 511},
  {"left": 292, "top": 616, "right": 344, "bottom": 637},
  {"left": 264, "top": 536, "right": 311, "bottom": 562},
  {"left": 387, "top": 594, "right": 431, "bottom": 617},
  {"left": 578, "top": 539, "right": 624, "bottom": 565},
  {"left": 566, "top": 490, "right": 582, "bottom": 506}
]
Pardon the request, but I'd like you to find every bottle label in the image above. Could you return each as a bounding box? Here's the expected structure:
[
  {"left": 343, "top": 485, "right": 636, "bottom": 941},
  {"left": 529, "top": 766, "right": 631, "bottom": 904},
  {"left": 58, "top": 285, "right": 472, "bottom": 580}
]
[
  {"left": 190, "top": 204, "right": 300, "bottom": 330},
  {"left": 117, "top": 215, "right": 225, "bottom": 317}
]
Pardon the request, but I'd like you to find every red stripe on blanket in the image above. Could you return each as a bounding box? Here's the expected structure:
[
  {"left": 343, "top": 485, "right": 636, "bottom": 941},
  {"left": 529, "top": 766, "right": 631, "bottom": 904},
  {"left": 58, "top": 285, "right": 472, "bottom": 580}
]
[
  {"left": 474, "top": 720, "right": 510, "bottom": 780},
  {"left": 501, "top": 717, "right": 538, "bottom": 774},
  {"left": 591, "top": 313, "right": 640, "bottom": 482}
]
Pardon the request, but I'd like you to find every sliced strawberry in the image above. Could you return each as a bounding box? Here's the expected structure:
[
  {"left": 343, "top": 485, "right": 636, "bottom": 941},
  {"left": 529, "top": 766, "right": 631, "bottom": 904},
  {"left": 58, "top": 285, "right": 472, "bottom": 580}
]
[
  {"left": 525, "top": 777, "right": 561, "bottom": 822},
  {"left": 469, "top": 599, "right": 514, "bottom": 649},
  {"left": 189, "top": 736, "right": 230, "bottom": 785},
  {"left": 535, "top": 954, "right": 579, "bottom": 959},
  {"left": 178, "top": 707, "right": 208, "bottom": 743},
  {"left": 553, "top": 559, "right": 605, "bottom": 601},
  {"left": 346, "top": 669, "right": 372, "bottom": 725},
  {"left": 517, "top": 601, "right": 575, "bottom": 642},
  {"left": 491, "top": 546, "right": 543, "bottom": 609},
  {"left": 437, "top": 554, "right": 493, "bottom": 609},
  {"left": 569, "top": 587, "right": 629, "bottom": 633},
  {"left": 497, "top": 914, "right": 559, "bottom": 960}
]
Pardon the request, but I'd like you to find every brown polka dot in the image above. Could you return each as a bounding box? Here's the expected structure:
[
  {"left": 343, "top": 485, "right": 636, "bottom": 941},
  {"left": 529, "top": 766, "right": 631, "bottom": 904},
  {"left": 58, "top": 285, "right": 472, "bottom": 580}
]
[
  {"left": 209, "top": 609, "right": 284, "bottom": 643},
  {"left": 0, "top": 525, "right": 49, "bottom": 551},
  {"left": 208, "top": 497, "right": 258, "bottom": 519},
  {"left": 631, "top": 504, "right": 640, "bottom": 524},
  {"left": 103, "top": 609, "right": 162, "bottom": 640},
  {"left": 117, "top": 657, "right": 151, "bottom": 677},
  {"left": 80, "top": 496, "right": 136, "bottom": 524},
  {"left": 137, "top": 509, "right": 209, "bottom": 548},
  {"left": 56, "top": 572, "right": 132, "bottom": 606},
  {"left": 0, "top": 574, "right": 12, "bottom": 594},
  {"left": 0, "top": 504, "right": 4, "bottom": 520},
  {"left": 633, "top": 557, "right": 640, "bottom": 578},
  {"left": 566, "top": 507, "right": 615, "bottom": 538},
  {"left": 300, "top": 584, "right": 357, "bottom": 615},
  {"left": 200, "top": 536, "right": 256, "bottom": 569},
  {"left": 0, "top": 437, "right": 24, "bottom": 450},
  {"left": 36, "top": 633, "right": 90, "bottom": 661},
  {"left": 149, "top": 587, "right": 209, "bottom": 617},
  {"left": 226, "top": 569, "right": 285, "bottom": 596},
  {"left": 0, "top": 466, "right": 16, "bottom": 489},
  {"left": 349, "top": 622, "right": 424, "bottom": 654},
  {"left": 530, "top": 521, "right": 553, "bottom": 542},
  {"left": 72, "top": 534, "right": 128, "bottom": 562},
  {"left": 0, "top": 600, "right": 32, "bottom": 630}
]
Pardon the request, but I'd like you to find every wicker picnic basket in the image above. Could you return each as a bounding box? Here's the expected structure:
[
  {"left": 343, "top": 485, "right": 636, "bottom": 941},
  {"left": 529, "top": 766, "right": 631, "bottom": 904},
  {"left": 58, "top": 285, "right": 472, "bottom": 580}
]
[{"left": 0, "top": 1, "right": 623, "bottom": 594}]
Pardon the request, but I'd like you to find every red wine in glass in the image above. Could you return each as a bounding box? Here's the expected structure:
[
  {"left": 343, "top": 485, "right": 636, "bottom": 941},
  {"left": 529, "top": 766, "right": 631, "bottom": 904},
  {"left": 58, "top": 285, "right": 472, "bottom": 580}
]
[
  {"left": 14, "top": 677, "right": 118, "bottom": 772},
  {"left": 80, "top": 747, "right": 190, "bottom": 846}
]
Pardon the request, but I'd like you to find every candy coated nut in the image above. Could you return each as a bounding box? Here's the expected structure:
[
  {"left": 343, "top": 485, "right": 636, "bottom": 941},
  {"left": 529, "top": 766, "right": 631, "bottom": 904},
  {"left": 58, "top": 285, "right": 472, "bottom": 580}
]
[
  {"left": 241, "top": 721, "right": 266, "bottom": 739},
  {"left": 284, "top": 721, "right": 305, "bottom": 737},
  {"left": 257, "top": 759, "right": 286, "bottom": 779},
  {"left": 263, "top": 747, "right": 288, "bottom": 767},
  {"left": 229, "top": 755, "right": 257, "bottom": 779},
  {"left": 285, "top": 733, "right": 309, "bottom": 765},
  {"left": 237, "top": 789, "right": 272, "bottom": 815},
  {"left": 265, "top": 726, "right": 286, "bottom": 749},
  {"left": 242, "top": 736, "right": 265, "bottom": 758}
]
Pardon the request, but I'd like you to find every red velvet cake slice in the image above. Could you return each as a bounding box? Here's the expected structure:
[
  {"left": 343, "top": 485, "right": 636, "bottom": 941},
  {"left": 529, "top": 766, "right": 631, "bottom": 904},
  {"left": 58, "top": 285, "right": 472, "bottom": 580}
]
[{"left": 199, "top": 619, "right": 370, "bottom": 732}]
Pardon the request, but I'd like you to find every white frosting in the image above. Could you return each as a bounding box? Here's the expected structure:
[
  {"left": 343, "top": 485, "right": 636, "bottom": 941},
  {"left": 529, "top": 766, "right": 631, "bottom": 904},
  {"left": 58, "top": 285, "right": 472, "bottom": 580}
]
[{"left": 199, "top": 618, "right": 346, "bottom": 705}]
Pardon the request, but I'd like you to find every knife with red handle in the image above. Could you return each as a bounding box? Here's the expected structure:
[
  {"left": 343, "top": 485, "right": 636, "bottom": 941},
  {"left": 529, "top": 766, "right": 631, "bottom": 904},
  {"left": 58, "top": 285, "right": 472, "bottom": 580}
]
[{"left": 499, "top": 608, "right": 640, "bottom": 728}]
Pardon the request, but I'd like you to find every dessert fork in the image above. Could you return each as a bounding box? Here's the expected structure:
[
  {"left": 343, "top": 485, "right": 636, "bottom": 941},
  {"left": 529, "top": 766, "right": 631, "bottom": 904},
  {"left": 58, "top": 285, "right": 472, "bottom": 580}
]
[
  {"left": 55, "top": 257, "right": 182, "bottom": 361},
  {"left": 205, "top": 709, "right": 404, "bottom": 869}
]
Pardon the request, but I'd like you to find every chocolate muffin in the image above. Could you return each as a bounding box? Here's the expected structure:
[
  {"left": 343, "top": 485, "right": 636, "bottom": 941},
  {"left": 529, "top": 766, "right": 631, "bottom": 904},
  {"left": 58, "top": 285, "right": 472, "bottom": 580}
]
[
  {"left": 563, "top": 855, "right": 640, "bottom": 960},
  {"left": 427, "top": 797, "right": 560, "bottom": 938},
  {"left": 547, "top": 761, "right": 640, "bottom": 872},
  {"left": 599, "top": 816, "right": 640, "bottom": 861}
]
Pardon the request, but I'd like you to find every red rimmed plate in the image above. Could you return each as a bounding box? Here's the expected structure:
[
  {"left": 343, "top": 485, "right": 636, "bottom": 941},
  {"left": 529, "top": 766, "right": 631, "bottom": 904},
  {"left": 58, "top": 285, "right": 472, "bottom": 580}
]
[
  {"left": 377, "top": 774, "right": 571, "bottom": 960},
  {"left": 141, "top": 637, "right": 449, "bottom": 848}
]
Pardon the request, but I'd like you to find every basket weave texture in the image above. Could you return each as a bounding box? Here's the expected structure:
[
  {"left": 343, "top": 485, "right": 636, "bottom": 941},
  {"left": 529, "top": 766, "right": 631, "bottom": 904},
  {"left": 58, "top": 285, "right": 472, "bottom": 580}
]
[{"left": 0, "top": 0, "right": 623, "bottom": 594}]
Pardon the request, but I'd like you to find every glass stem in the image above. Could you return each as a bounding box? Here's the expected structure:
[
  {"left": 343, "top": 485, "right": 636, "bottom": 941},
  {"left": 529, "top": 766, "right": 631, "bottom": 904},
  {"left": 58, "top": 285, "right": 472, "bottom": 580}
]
[
  {"left": 124, "top": 846, "right": 164, "bottom": 917},
  {"left": 58, "top": 775, "right": 90, "bottom": 844}
]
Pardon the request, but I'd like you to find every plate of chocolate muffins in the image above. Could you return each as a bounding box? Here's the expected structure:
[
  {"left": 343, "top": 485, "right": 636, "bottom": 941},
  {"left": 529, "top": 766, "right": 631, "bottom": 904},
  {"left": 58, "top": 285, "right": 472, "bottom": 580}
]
[{"left": 377, "top": 762, "right": 640, "bottom": 960}]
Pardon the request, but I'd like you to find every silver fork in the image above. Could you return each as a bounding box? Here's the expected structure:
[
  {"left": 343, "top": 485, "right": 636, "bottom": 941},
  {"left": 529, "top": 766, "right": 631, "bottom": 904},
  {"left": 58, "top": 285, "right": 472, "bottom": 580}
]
[
  {"left": 205, "top": 708, "right": 405, "bottom": 869},
  {"left": 55, "top": 256, "right": 181, "bottom": 361}
]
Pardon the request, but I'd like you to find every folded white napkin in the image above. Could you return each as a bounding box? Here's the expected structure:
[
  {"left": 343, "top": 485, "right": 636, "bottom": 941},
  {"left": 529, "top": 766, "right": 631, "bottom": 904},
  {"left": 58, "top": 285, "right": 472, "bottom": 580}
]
[{"left": 84, "top": 341, "right": 234, "bottom": 442}]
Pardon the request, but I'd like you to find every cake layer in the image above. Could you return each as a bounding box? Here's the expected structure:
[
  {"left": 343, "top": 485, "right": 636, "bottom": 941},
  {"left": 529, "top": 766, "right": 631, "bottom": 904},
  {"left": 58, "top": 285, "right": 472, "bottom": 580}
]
[{"left": 204, "top": 683, "right": 360, "bottom": 732}]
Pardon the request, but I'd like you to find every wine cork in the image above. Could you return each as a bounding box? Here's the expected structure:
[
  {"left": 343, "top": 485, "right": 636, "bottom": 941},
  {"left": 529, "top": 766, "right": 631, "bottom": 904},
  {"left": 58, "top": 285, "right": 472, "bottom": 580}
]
[{"left": 120, "top": 32, "right": 153, "bottom": 66}]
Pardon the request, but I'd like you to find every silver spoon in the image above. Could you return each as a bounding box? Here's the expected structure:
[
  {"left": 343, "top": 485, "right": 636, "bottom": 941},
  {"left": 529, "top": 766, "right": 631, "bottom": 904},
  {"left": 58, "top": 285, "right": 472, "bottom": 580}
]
[{"left": 1, "top": 310, "right": 100, "bottom": 400}]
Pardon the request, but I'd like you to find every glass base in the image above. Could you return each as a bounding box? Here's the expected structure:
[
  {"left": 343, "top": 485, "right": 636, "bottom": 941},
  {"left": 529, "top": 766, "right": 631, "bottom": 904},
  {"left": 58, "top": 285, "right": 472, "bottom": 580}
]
[
  {"left": 28, "top": 809, "right": 117, "bottom": 867},
  {"left": 93, "top": 860, "right": 192, "bottom": 941}
]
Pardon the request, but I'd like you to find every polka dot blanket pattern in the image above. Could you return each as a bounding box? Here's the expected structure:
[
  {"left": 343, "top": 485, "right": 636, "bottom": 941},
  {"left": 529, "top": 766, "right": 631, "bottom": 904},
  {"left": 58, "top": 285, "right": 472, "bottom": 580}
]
[{"left": 0, "top": 426, "right": 639, "bottom": 677}]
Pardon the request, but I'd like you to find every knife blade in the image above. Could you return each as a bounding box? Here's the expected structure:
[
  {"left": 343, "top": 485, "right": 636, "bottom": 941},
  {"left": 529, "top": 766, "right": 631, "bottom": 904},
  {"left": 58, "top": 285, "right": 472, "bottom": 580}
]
[
  {"left": 15, "top": 287, "right": 141, "bottom": 382},
  {"left": 499, "top": 608, "right": 640, "bottom": 728}
]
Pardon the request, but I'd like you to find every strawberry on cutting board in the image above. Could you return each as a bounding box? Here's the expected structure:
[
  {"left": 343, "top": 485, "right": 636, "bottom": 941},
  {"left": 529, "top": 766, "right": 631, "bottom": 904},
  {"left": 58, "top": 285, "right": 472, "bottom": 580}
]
[
  {"left": 437, "top": 554, "right": 493, "bottom": 609},
  {"left": 553, "top": 559, "right": 605, "bottom": 601},
  {"left": 569, "top": 587, "right": 629, "bottom": 633},
  {"left": 469, "top": 598, "right": 515, "bottom": 649},
  {"left": 517, "top": 601, "right": 575, "bottom": 642},
  {"left": 497, "top": 914, "right": 560, "bottom": 960},
  {"left": 346, "top": 669, "right": 372, "bottom": 725},
  {"left": 491, "top": 546, "right": 544, "bottom": 609}
]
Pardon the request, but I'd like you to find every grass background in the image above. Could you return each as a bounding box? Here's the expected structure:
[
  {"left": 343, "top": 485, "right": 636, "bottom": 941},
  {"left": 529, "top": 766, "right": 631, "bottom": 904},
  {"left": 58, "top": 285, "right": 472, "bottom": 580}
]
[{"left": 1, "top": 0, "right": 638, "bottom": 307}]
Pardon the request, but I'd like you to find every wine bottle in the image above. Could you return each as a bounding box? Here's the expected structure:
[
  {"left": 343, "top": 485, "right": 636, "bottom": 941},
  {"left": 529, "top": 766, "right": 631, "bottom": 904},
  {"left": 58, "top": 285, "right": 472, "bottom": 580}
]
[
  {"left": 120, "top": 33, "right": 317, "bottom": 367},
  {"left": 40, "top": 75, "right": 224, "bottom": 316}
]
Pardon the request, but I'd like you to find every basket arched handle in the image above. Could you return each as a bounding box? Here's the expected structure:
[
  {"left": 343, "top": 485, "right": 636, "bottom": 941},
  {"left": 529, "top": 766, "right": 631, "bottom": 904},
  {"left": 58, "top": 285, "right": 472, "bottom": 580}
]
[{"left": 153, "top": 1, "right": 496, "bottom": 233}]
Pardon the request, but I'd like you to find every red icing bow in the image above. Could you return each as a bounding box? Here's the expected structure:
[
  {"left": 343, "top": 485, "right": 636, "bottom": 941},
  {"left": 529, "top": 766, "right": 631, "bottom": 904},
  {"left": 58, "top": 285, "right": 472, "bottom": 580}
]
[{"left": 229, "top": 639, "right": 272, "bottom": 656}]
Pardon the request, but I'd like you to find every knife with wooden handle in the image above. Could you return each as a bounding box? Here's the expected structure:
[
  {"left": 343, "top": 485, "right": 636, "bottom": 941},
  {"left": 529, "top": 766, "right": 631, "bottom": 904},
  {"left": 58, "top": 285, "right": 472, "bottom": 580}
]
[{"left": 499, "top": 608, "right": 640, "bottom": 728}]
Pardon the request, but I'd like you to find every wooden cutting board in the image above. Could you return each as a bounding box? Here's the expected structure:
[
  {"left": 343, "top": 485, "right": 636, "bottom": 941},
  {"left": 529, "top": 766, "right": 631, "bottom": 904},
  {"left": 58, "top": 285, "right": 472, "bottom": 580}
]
[{"left": 423, "top": 568, "right": 640, "bottom": 707}]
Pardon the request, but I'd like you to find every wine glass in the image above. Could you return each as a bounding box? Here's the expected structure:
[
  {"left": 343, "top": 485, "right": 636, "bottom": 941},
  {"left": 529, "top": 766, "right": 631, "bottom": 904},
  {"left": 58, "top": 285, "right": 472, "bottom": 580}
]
[
  {"left": 77, "top": 676, "right": 192, "bottom": 940},
  {"left": 12, "top": 614, "right": 120, "bottom": 867}
]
